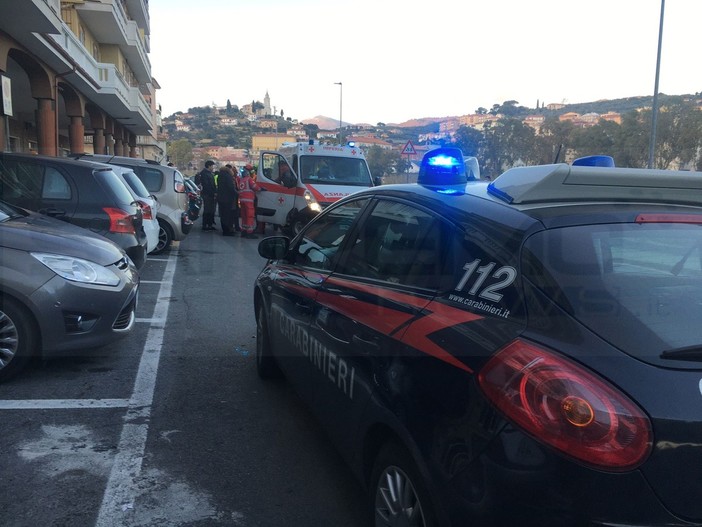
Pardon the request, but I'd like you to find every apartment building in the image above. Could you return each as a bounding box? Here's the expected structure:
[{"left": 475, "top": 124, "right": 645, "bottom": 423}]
[{"left": 0, "top": 0, "right": 164, "bottom": 159}]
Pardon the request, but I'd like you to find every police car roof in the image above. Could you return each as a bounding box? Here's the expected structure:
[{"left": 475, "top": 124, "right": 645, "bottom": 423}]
[{"left": 487, "top": 163, "right": 702, "bottom": 206}]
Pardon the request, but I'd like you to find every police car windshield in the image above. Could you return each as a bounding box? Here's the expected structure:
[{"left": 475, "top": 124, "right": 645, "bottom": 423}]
[
  {"left": 300, "top": 156, "right": 372, "bottom": 186},
  {"left": 523, "top": 223, "right": 702, "bottom": 365}
]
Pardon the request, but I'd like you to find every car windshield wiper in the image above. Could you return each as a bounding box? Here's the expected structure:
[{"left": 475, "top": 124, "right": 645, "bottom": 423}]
[
  {"left": 660, "top": 345, "right": 702, "bottom": 361},
  {"left": 671, "top": 241, "right": 702, "bottom": 275}
]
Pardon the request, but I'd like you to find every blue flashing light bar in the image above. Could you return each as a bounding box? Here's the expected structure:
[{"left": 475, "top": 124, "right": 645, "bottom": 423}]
[
  {"left": 418, "top": 147, "right": 467, "bottom": 191},
  {"left": 573, "top": 155, "right": 615, "bottom": 167}
]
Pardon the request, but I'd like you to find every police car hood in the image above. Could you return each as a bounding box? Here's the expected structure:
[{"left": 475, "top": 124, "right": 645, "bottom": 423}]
[{"left": 0, "top": 210, "right": 127, "bottom": 265}]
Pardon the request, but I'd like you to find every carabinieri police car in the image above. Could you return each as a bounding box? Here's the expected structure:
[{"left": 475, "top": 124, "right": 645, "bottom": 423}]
[{"left": 254, "top": 148, "right": 702, "bottom": 527}]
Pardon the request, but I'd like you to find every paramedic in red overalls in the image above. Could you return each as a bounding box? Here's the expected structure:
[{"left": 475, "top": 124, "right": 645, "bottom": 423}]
[{"left": 237, "top": 164, "right": 265, "bottom": 239}]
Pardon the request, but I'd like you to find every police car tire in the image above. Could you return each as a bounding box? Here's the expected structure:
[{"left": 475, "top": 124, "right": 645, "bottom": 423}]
[
  {"left": 256, "top": 304, "right": 282, "bottom": 379},
  {"left": 370, "top": 441, "right": 438, "bottom": 527},
  {"left": 0, "top": 296, "right": 36, "bottom": 382}
]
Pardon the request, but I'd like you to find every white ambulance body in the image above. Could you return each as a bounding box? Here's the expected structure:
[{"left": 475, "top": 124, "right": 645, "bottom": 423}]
[{"left": 255, "top": 141, "right": 376, "bottom": 234}]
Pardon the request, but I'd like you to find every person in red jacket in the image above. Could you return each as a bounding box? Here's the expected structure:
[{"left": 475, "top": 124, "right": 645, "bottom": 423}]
[{"left": 237, "top": 164, "right": 265, "bottom": 238}]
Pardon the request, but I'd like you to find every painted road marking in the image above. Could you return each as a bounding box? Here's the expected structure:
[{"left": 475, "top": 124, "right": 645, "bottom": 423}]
[
  {"left": 0, "top": 399, "right": 130, "bottom": 409},
  {"left": 95, "top": 246, "right": 178, "bottom": 526}
]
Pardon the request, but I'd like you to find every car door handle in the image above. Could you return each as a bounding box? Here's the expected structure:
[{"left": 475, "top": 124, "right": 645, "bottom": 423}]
[
  {"left": 295, "top": 302, "right": 312, "bottom": 314},
  {"left": 39, "top": 208, "right": 66, "bottom": 217},
  {"left": 352, "top": 334, "right": 380, "bottom": 353}
]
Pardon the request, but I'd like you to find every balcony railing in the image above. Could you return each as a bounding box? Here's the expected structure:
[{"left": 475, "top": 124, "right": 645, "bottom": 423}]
[{"left": 49, "top": 26, "right": 152, "bottom": 130}]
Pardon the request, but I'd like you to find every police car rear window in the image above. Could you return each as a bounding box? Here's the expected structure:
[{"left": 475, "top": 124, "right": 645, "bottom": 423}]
[{"left": 523, "top": 223, "right": 702, "bottom": 361}]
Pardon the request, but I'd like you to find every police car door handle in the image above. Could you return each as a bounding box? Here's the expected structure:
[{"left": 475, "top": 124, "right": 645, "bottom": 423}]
[
  {"left": 352, "top": 334, "right": 380, "bottom": 353},
  {"left": 295, "top": 301, "right": 312, "bottom": 314}
]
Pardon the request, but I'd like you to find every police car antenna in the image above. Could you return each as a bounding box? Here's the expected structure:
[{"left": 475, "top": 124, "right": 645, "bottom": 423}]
[{"left": 553, "top": 144, "right": 563, "bottom": 164}]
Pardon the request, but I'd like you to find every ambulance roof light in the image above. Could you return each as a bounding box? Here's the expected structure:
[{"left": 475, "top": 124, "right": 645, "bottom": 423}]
[{"left": 417, "top": 147, "right": 467, "bottom": 193}]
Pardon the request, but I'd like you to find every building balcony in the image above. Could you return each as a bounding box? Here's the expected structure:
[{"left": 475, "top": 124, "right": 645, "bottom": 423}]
[
  {"left": 124, "top": 0, "right": 149, "bottom": 33},
  {"left": 74, "top": 0, "right": 151, "bottom": 85},
  {"left": 0, "top": 0, "right": 63, "bottom": 36},
  {"left": 36, "top": 26, "right": 152, "bottom": 134}
]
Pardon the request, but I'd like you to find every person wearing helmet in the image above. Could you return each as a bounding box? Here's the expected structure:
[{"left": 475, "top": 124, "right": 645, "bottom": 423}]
[{"left": 237, "top": 164, "right": 265, "bottom": 238}]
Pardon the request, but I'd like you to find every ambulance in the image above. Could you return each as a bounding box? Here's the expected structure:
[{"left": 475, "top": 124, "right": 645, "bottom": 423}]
[{"left": 255, "top": 140, "right": 377, "bottom": 234}]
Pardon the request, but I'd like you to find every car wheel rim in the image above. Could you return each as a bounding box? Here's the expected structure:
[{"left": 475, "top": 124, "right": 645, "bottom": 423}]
[
  {"left": 156, "top": 227, "right": 168, "bottom": 251},
  {"left": 0, "top": 310, "right": 20, "bottom": 370},
  {"left": 375, "top": 466, "right": 426, "bottom": 527}
]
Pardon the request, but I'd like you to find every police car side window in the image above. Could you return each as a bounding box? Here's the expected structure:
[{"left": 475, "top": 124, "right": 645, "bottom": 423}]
[
  {"left": 292, "top": 198, "right": 368, "bottom": 271},
  {"left": 338, "top": 200, "right": 444, "bottom": 289}
]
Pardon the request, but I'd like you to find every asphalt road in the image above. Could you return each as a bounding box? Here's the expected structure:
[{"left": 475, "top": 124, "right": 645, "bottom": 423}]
[{"left": 0, "top": 221, "right": 368, "bottom": 527}]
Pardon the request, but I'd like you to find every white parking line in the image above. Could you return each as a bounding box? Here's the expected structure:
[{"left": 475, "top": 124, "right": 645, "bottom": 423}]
[
  {"left": 0, "top": 399, "right": 130, "bottom": 409},
  {"left": 135, "top": 318, "right": 167, "bottom": 324},
  {"left": 95, "top": 247, "right": 178, "bottom": 526}
]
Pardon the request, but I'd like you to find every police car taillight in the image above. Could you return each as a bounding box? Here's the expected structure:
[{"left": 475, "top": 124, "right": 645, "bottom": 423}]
[
  {"left": 418, "top": 147, "right": 468, "bottom": 193},
  {"left": 478, "top": 339, "right": 652, "bottom": 472}
]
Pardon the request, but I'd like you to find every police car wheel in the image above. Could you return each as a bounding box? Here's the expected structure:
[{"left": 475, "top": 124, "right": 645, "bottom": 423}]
[
  {"left": 256, "top": 304, "right": 282, "bottom": 379},
  {"left": 371, "top": 441, "right": 437, "bottom": 527}
]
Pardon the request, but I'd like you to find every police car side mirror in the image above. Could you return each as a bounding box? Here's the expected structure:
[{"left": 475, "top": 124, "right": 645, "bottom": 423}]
[
  {"left": 373, "top": 176, "right": 383, "bottom": 186},
  {"left": 258, "top": 236, "right": 290, "bottom": 260}
]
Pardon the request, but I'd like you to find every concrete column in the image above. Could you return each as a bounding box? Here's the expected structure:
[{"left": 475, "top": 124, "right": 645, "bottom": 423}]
[
  {"left": 114, "top": 137, "right": 124, "bottom": 156},
  {"left": 104, "top": 132, "right": 114, "bottom": 155},
  {"left": 128, "top": 136, "right": 137, "bottom": 157},
  {"left": 93, "top": 128, "right": 106, "bottom": 154},
  {"left": 36, "top": 98, "right": 57, "bottom": 156},
  {"left": 69, "top": 115, "right": 85, "bottom": 155}
]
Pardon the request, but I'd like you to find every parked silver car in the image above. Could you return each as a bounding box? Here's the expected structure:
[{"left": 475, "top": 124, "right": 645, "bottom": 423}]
[{"left": 0, "top": 200, "right": 139, "bottom": 381}]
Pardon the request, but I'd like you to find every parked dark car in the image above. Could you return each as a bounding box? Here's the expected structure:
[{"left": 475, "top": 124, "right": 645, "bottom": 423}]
[
  {"left": 0, "top": 153, "right": 148, "bottom": 269},
  {"left": 254, "top": 149, "right": 702, "bottom": 527},
  {"left": 0, "top": 200, "right": 139, "bottom": 381},
  {"left": 71, "top": 154, "right": 191, "bottom": 253}
]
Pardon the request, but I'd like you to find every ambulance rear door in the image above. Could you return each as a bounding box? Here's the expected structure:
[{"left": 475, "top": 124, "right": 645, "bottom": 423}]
[{"left": 256, "top": 151, "right": 305, "bottom": 227}]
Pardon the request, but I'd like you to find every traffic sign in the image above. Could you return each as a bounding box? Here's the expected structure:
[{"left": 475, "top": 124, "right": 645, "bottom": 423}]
[{"left": 401, "top": 140, "right": 416, "bottom": 155}]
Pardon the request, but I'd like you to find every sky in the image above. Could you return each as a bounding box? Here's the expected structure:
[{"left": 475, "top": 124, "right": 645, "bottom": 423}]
[{"left": 149, "top": 0, "right": 702, "bottom": 125}]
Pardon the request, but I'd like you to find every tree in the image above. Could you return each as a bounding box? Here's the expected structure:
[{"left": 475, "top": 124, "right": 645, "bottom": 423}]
[
  {"left": 452, "top": 126, "right": 482, "bottom": 157},
  {"left": 303, "top": 123, "right": 319, "bottom": 139},
  {"left": 366, "top": 146, "right": 399, "bottom": 178},
  {"left": 535, "top": 117, "right": 575, "bottom": 164},
  {"left": 478, "top": 119, "right": 538, "bottom": 178},
  {"left": 475, "top": 107, "right": 487, "bottom": 115},
  {"left": 167, "top": 139, "right": 193, "bottom": 170},
  {"left": 651, "top": 102, "right": 702, "bottom": 169}
]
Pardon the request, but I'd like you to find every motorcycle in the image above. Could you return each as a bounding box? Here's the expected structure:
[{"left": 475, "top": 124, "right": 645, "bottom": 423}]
[{"left": 184, "top": 179, "right": 202, "bottom": 221}]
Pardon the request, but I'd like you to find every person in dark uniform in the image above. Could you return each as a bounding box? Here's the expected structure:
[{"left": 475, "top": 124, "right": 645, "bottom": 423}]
[
  {"left": 198, "top": 160, "right": 217, "bottom": 230},
  {"left": 216, "top": 165, "right": 239, "bottom": 236}
]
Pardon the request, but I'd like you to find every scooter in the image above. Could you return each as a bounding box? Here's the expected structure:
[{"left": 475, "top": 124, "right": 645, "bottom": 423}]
[{"left": 187, "top": 189, "right": 202, "bottom": 221}]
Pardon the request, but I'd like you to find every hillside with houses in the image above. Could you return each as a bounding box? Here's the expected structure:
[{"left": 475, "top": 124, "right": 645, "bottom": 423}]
[{"left": 162, "top": 92, "right": 702, "bottom": 179}]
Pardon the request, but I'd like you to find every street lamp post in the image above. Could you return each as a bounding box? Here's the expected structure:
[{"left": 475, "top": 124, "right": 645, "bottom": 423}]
[
  {"left": 648, "top": 0, "right": 665, "bottom": 169},
  {"left": 334, "top": 82, "right": 343, "bottom": 145}
]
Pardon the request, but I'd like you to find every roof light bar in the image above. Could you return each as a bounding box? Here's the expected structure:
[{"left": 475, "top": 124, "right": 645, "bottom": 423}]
[{"left": 418, "top": 147, "right": 467, "bottom": 192}]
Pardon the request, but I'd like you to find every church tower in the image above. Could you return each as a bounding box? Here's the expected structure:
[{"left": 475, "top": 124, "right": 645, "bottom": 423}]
[{"left": 264, "top": 91, "right": 271, "bottom": 115}]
